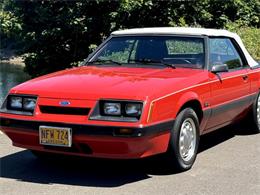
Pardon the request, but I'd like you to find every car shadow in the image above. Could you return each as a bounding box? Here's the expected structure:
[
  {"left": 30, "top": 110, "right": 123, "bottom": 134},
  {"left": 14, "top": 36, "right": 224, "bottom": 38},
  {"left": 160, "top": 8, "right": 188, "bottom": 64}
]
[
  {"left": 0, "top": 151, "right": 152, "bottom": 187},
  {"left": 198, "top": 121, "right": 257, "bottom": 153},
  {"left": 0, "top": 122, "right": 258, "bottom": 187}
]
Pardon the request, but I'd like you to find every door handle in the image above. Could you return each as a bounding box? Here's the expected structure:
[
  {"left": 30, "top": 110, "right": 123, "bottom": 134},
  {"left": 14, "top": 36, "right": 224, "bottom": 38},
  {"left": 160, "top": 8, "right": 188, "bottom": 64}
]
[{"left": 242, "top": 75, "right": 248, "bottom": 80}]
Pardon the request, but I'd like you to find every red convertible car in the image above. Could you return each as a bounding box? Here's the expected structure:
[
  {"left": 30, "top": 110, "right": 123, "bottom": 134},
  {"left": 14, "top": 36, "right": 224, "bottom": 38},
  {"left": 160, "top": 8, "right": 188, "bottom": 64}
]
[{"left": 1, "top": 27, "right": 259, "bottom": 171}]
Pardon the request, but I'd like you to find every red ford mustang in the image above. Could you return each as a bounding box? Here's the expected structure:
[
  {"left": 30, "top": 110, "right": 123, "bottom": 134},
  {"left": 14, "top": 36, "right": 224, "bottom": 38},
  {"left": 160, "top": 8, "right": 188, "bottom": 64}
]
[{"left": 1, "top": 27, "right": 259, "bottom": 171}]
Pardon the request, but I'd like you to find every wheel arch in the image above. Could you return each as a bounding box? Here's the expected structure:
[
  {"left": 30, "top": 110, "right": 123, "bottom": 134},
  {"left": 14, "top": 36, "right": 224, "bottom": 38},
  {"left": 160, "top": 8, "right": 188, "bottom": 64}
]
[{"left": 176, "top": 92, "right": 203, "bottom": 123}]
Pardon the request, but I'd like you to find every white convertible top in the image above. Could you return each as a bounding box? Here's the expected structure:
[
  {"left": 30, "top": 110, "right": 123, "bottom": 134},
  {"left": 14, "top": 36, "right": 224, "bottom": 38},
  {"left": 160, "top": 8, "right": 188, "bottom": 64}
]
[{"left": 112, "top": 27, "right": 258, "bottom": 67}]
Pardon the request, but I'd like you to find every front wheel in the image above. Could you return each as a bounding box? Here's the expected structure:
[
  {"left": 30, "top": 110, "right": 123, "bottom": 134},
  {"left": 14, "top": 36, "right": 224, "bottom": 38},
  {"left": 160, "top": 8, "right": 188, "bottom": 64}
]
[{"left": 166, "top": 108, "right": 200, "bottom": 171}]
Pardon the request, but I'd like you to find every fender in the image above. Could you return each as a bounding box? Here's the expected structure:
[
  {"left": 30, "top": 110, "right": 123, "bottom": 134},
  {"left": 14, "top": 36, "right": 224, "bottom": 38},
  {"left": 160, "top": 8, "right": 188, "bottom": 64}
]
[
  {"left": 147, "top": 91, "right": 204, "bottom": 124},
  {"left": 175, "top": 91, "right": 203, "bottom": 118}
]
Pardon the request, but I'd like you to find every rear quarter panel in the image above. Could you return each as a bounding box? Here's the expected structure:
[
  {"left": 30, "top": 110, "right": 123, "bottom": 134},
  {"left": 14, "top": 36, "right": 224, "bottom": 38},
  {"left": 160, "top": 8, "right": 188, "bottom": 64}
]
[{"left": 249, "top": 67, "right": 260, "bottom": 93}]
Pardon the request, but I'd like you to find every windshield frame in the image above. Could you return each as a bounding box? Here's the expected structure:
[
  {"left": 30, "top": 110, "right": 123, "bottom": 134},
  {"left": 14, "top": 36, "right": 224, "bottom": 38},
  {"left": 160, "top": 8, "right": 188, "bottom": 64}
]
[{"left": 84, "top": 34, "right": 208, "bottom": 70}]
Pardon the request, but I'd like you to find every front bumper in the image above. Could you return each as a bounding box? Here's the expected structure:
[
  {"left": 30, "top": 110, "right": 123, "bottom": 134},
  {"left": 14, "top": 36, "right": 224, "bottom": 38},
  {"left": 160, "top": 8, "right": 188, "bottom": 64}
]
[{"left": 0, "top": 117, "right": 173, "bottom": 159}]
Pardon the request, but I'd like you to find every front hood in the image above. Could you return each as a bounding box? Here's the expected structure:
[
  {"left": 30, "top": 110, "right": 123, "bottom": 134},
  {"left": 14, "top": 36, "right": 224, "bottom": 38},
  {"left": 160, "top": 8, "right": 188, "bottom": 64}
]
[{"left": 11, "top": 66, "right": 207, "bottom": 100}]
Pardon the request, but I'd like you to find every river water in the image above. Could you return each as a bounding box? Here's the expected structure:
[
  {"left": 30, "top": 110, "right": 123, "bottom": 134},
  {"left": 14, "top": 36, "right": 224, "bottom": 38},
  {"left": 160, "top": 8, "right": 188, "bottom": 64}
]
[{"left": 0, "top": 63, "right": 30, "bottom": 104}]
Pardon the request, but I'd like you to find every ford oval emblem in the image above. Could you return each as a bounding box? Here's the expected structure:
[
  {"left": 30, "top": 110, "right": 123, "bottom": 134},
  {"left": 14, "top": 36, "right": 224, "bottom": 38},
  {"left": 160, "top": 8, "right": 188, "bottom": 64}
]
[{"left": 59, "top": 101, "right": 70, "bottom": 106}]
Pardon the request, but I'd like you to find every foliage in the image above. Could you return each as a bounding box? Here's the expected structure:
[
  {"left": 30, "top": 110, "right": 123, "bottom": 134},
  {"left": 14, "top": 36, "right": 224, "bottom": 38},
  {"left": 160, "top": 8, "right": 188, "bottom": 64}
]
[
  {"left": 0, "top": 10, "right": 21, "bottom": 38},
  {"left": 1, "top": 0, "right": 259, "bottom": 77},
  {"left": 238, "top": 27, "right": 260, "bottom": 61},
  {"left": 226, "top": 22, "right": 260, "bottom": 60},
  {"left": 2, "top": 0, "right": 121, "bottom": 76},
  {"left": 0, "top": 0, "right": 22, "bottom": 48}
]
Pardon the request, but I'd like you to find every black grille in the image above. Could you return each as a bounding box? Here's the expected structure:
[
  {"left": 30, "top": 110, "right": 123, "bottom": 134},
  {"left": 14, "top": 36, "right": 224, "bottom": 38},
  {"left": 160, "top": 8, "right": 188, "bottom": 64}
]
[{"left": 40, "top": 106, "right": 90, "bottom": 115}]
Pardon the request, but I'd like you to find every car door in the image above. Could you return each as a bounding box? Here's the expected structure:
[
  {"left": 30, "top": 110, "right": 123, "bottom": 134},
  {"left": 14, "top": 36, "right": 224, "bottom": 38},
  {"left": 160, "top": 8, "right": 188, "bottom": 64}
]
[{"left": 206, "top": 37, "right": 250, "bottom": 130}]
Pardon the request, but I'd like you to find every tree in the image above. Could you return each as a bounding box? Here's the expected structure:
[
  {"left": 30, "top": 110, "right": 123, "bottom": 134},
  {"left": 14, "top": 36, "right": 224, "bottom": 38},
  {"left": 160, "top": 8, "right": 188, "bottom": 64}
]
[{"left": 1, "top": 0, "right": 259, "bottom": 77}]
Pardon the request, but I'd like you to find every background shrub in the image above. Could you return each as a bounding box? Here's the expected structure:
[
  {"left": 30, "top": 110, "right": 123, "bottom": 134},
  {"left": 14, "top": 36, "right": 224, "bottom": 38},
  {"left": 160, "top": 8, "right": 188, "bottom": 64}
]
[
  {"left": 226, "top": 22, "right": 260, "bottom": 61},
  {"left": 1, "top": 0, "right": 259, "bottom": 77}
]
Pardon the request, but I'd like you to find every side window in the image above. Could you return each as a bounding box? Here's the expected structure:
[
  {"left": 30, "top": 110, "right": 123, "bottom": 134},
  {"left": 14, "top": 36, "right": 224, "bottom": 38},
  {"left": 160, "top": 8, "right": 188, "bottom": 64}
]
[{"left": 209, "top": 38, "right": 243, "bottom": 70}]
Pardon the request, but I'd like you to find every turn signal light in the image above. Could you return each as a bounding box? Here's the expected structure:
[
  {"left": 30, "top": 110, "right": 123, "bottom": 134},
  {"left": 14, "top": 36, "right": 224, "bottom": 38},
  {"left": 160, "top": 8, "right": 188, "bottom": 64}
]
[{"left": 114, "top": 128, "right": 134, "bottom": 136}]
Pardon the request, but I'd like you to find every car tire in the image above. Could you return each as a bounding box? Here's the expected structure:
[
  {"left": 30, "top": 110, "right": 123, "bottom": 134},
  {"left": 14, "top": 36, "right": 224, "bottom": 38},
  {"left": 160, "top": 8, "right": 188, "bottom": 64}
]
[
  {"left": 166, "top": 108, "right": 200, "bottom": 171},
  {"left": 252, "top": 92, "right": 260, "bottom": 133}
]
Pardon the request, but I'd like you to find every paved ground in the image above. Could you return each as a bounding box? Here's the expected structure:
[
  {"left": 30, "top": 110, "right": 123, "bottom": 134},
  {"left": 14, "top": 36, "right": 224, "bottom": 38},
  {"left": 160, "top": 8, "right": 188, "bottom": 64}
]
[{"left": 0, "top": 123, "right": 259, "bottom": 195}]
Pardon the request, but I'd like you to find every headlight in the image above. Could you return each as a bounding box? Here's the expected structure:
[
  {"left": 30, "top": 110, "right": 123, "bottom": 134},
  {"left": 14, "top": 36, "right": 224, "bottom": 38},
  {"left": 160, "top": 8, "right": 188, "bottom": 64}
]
[
  {"left": 6, "top": 95, "right": 37, "bottom": 114},
  {"left": 23, "top": 98, "right": 36, "bottom": 111},
  {"left": 90, "top": 100, "right": 143, "bottom": 122},
  {"left": 125, "top": 103, "right": 142, "bottom": 116},
  {"left": 104, "top": 102, "right": 121, "bottom": 115},
  {"left": 10, "top": 96, "right": 22, "bottom": 109}
]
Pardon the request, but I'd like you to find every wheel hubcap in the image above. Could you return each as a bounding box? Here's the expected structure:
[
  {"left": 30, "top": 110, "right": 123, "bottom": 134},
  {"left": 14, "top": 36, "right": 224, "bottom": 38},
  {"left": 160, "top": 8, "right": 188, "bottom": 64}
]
[
  {"left": 179, "top": 118, "right": 196, "bottom": 162},
  {"left": 257, "top": 96, "right": 260, "bottom": 128}
]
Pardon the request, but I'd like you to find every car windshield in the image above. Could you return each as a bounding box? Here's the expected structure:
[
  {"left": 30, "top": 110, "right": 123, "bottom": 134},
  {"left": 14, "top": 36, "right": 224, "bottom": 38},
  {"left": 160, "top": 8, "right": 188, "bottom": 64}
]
[{"left": 89, "top": 36, "right": 205, "bottom": 69}]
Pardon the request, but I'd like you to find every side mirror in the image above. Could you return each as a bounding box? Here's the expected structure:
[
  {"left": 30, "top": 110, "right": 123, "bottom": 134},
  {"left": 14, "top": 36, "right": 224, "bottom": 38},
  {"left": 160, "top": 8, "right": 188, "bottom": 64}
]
[{"left": 211, "top": 64, "right": 229, "bottom": 74}]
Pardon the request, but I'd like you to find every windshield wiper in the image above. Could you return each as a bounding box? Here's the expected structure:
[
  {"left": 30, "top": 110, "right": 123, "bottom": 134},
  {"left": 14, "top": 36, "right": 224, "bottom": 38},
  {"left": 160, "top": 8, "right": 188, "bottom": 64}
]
[
  {"left": 86, "top": 59, "right": 122, "bottom": 66},
  {"left": 129, "top": 59, "right": 176, "bottom": 69}
]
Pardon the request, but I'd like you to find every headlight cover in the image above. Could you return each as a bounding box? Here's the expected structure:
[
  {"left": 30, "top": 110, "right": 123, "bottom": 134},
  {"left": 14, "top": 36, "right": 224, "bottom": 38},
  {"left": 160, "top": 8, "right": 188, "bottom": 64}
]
[
  {"left": 90, "top": 100, "right": 143, "bottom": 122},
  {"left": 125, "top": 103, "right": 142, "bottom": 116},
  {"left": 104, "top": 102, "right": 121, "bottom": 115},
  {"left": 4, "top": 95, "right": 37, "bottom": 115},
  {"left": 10, "top": 96, "right": 23, "bottom": 109},
  {"left": 23, "top": 98, "right": 37, "bottom": 111}
]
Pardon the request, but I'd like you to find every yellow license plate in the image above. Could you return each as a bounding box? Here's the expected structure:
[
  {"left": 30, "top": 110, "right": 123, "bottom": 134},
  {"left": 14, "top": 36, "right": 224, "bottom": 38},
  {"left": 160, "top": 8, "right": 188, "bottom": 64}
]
[{"left": 39, "top": 126, "right": 72, "bottom": 147}]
